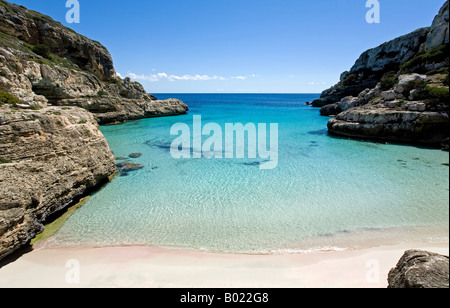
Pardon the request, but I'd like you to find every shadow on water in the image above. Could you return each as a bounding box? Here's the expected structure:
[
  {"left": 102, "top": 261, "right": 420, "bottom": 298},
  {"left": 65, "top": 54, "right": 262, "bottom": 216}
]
[
  {"left": 145, "top": 139, "right": 173, "bottom": 151},
  {"left": 307, "top": 129, "right": 329, "bottom": 136}
]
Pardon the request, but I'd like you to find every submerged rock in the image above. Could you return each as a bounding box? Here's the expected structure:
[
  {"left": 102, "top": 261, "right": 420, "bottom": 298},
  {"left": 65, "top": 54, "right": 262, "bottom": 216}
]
[
  {"left": 116, "top": 162, "right": 144, "bottom": 176},
  {"left": 388, "top": 250, "right": 449, "bottom": 288},
  {"left": 129, "top": 153, "right": 143, "bottom": 158}
]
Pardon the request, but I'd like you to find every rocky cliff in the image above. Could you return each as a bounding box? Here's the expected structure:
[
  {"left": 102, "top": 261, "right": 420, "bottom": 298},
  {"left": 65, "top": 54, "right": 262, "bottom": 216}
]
[
  {"left": 0, "top": 106, "right": 116, "bottom": 260},
  {"left": 0, "top": 0, "right": 188, "bottom": 260},
  {"left": 316, "top": 1, "right": 449, "bottom": 148}
]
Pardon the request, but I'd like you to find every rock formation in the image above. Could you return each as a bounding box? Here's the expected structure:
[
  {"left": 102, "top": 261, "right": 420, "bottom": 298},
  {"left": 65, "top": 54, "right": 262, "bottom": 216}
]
[
  {"left": 0, "top": 0, "right": 188, "bottom": 260},
  {"left": 0, "top": 106, "right": 116, "bottom": 260},
  {"left": 0, "top": 0, "right": 188, "bottom": 124},
  {"left": 315, "top": 1, "right": 449, "bottom": 148},
  {"left": 388, "top": 250, "right": 449, "bottom": 288}
]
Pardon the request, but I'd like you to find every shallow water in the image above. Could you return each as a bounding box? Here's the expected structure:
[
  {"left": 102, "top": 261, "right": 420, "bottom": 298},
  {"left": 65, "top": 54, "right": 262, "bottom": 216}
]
[{"left": 50, "top": 94, "right": 449, "bottom": 253}]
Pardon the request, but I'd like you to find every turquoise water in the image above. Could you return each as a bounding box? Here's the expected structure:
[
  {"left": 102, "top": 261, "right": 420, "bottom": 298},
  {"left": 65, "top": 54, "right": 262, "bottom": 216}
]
[{"left": 50, "top": 94, "right": 450, "bottom": 253}]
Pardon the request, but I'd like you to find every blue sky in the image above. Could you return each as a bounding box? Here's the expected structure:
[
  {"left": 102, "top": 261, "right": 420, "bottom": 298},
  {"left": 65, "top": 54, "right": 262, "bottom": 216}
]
[{"left": 7, "top": 0, "right": 446, "bottom": 93}]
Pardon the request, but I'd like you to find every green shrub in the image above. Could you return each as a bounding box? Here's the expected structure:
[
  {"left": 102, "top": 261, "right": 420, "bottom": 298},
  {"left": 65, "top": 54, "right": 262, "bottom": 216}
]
[
  {"left": 401, "top": 44, "right": 449, "bottom": 73},
  {"left": 413, "top": 85, "right": 449, "bottom": 102},
  {"left": 31, "top": 44, "right": 51, "bottom": 59},
  {"left": 0, "top": 90, "right": 21, "bottom": 105},
  {"left": 402, "top": 79, "right": 428, "bottom": 96},
  {"left": 426, "top": 86, "right": 449, "bottom": 101},
  {"left": 97, "top": 90, "right": 108, "bottom": 97},
  {"left": 0, "top": 157, "right": 11, "bottom": 164},
  {"left": 380, "top": 72, "right": 399, "bottom": 91},
  {"left": 342, "top": 73, "right": 359, "bottom": 87}
]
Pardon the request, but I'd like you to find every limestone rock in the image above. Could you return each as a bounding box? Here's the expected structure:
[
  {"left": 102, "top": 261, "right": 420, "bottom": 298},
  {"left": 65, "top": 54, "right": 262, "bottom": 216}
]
[
  {"left": 384, "top": 100, "right": 400, "bottom": 109},
  {"left": 381, "top": 90, "right": 396, "bottom": 101},
  {"left": 351, "top": 28, "right": 430, "bottom": 74},
  {"left": 312, "top": 1, "right": 448, "bottom": 107},
  {"left": 0, "top": 0, "right": 190, "bottom": 261},
  {"left": 339, "top": 96, "right": 361, "bottom": 111},
  {"left": 327, "top": 107, "right": 449, "bottom": 145},
  {"left": 0, "top": 1, "right": 189, "bottom": 125},
  {"left": 398, "top": 73, "right": 429, "bottom": 86},
  {"left": 406, "top": 102, "right": 427, "bottom": 112},
  {"left": 424, "top": 1, "right": 449, "bottom": 51},
  {"left": 0, "top": 1, "right": 115, "bottom": 80},
  {"left": 320, "top": 103, "right": 341, "bottom": 116},
  {"left": 388, "top": 250, "right": 449, "bottom": 288},
  {"left": 0, "top": 105, "right": 117, "bottom": 260}
]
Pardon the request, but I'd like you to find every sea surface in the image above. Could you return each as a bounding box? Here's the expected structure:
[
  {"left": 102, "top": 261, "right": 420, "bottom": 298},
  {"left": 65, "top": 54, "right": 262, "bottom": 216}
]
[{"left": 49, "top": 94, "right": 450, "bottom": 254}]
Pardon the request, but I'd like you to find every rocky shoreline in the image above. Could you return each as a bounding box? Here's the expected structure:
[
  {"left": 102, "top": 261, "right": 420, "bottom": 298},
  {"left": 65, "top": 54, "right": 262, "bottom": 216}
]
[
  {"left": 0, "top": 0, "right": 188, "bottom": 259},
  {"left": 313, "top": 1, "right": 449, "bottom": 149}
]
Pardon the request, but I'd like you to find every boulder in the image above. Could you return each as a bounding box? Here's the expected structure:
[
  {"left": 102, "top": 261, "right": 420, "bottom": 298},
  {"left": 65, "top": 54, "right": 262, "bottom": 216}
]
[
  {"left": 320, "top": 103, "right": 341, "bottom": 116},
  {"left": 381, "top": 90, "right": 396, "bottom": 101},
  {"left": 388, "top": 250, "right": 449, "bottom": 288},
  {"left": 406, "top": 102, "right": 427, "bottom": 112},
  {"left": 398, "top": 73, "right": 429, "bottom": 87},
  {"left": 339, "top": 96, "right": 361, "bottom": 111},
  {"left": 384, "top": 100, "right": 400, "bottom": 109}
]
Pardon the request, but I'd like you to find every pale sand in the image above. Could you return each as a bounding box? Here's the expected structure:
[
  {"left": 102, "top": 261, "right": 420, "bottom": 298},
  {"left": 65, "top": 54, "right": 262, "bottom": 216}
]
[{"left": 0, "top": 242, "right": 448, "bottom": 288}]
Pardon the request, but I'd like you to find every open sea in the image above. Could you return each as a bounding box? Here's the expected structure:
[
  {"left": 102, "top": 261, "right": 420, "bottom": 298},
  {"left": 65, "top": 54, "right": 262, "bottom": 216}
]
[{"left": 48, "top": 94, "right": 449, "bottom": 254}]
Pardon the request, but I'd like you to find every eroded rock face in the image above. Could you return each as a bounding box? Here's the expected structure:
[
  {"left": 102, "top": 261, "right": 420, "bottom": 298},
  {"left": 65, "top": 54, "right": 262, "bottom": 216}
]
[
  {"left": 328, "top": 106, "right": 449, "bottom": 145},
  {"left": 0, "top": 0, "right": 115, "bottom": 81},
  {"left": 388, "top": 250, "right": 449, "bottom": 288},
  {"left": 351, "top": 28, "right": 430, "bottom": 74},
  {"left": 318, "top": 2, "right": 449, "bottom": 147},
  {"left": 0, "top": 1, "right": 188, "bottom": 125},
  {"left": 0, "top": 105, "right": 116, "bottom": 259},
  {"left": 313, "top": 1, "right": 449, "bottom": 107},
  {"left": 425, "top": 0, "right": 449, "bottom": 51},
  {"left": 0, "top": 46, "right": 188, "bottom": 124}
]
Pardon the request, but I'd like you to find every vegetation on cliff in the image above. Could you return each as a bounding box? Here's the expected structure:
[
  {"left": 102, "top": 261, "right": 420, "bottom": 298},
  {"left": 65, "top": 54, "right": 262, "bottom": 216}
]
[{"left": 317, "top": 1, "right": 449, "bottom": 148}]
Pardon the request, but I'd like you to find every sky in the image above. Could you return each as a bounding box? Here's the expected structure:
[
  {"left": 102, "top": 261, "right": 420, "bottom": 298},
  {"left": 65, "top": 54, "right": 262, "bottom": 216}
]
[{"left": 6, "top": 0, "right": 446, "bottom": 93}]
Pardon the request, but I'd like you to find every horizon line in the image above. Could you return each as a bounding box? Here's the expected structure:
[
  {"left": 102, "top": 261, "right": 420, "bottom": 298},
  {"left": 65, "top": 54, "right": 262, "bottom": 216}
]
[{"left": 151, "top": 92, "right": 323, "bottom": 95}]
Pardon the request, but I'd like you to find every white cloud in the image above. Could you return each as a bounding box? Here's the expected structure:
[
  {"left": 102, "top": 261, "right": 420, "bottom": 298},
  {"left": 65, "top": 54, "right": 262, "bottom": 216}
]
[
  {"left": 308, "top": 81, "right": 327, "bottom": 85},
  {"left": 168, "top": 75, "right": 223, "bottom": 81},
  {"left": 127, "top": 72, "right": 259, "bottom": 82}
]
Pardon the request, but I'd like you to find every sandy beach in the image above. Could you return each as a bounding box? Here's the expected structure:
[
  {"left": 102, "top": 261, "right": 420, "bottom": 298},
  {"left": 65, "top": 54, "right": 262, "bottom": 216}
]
[{"left": 0, "top": 242, "right": 448, "bottom": 288}]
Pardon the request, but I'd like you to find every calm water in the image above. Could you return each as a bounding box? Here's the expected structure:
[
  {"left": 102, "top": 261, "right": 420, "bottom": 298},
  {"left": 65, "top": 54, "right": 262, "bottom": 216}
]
[{"left": 50, "top": 94, "right": 450, "bottom": 253}]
